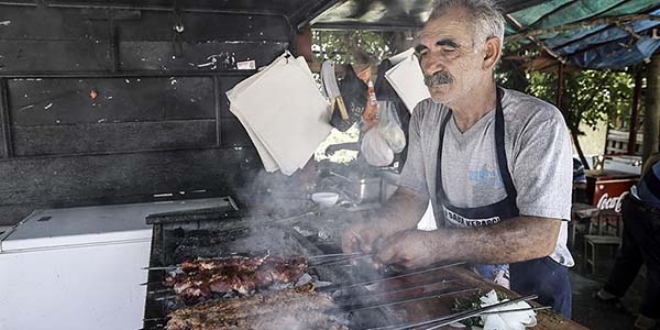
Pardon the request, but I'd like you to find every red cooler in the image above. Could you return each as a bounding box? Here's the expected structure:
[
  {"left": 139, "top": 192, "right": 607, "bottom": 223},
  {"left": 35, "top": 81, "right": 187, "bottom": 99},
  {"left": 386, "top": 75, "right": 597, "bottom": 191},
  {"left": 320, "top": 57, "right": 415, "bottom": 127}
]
[{"left": 585, "top": 169, "right": 640, "bottom": 213}]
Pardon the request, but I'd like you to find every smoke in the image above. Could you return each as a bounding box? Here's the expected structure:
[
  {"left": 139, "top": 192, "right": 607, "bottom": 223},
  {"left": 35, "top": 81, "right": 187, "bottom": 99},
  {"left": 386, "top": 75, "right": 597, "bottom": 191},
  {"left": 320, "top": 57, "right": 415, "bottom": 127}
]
[
  {"left": 424, "top": 71, "right": 454, "bottom": 88},
  {"left": 233, "top": 168, "right": 317, "bottom": 221}
]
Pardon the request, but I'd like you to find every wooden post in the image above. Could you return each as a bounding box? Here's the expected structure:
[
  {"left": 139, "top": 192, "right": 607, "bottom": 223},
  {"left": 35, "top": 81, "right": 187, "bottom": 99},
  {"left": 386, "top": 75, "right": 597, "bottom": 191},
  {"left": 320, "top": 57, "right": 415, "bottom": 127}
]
[
  {"left": 628, "top": 68, "right": 643, "bottom": 155},
  {"left": 644, "top": 55, "right": 660, "bottom": 163},
  {"left": 557, "top": 63, "right": 564, "bottom": 108}
]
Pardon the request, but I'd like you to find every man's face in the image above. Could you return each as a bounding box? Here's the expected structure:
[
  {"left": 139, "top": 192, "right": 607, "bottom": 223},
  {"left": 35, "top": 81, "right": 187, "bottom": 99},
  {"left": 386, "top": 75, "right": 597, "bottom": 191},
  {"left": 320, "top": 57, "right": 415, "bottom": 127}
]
[{"left": 417, "top": 7, "right": 486, "bottom": 105}]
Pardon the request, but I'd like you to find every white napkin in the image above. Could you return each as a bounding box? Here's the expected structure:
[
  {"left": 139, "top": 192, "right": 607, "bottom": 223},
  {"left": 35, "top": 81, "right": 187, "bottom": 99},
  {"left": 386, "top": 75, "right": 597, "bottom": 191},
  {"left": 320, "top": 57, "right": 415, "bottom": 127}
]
[
  {"left": 227, "top": 52, "right": 332, "bottom": 175},
  {"left": 385, "top": 48, "right": 431, "bottom": 113},
  {"left": 479, "top": 290, "right": 538, "bottom": 330},
  {"left": 227, "top": 55, "right": 289, "bottom": 172}
]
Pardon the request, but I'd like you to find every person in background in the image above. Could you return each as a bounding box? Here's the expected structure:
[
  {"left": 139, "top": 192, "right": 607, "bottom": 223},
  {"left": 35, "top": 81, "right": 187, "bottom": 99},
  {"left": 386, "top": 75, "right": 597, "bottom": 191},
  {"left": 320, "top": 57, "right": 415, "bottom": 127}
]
[
  {"left": 596, "top": 153, "right": 660, "bottom": 330},
  {"left": 342, "top": 0, "right": 574, "bottom": 318},
  {"left": 573, "top": 157, "right": 588, "bottom": 204}
]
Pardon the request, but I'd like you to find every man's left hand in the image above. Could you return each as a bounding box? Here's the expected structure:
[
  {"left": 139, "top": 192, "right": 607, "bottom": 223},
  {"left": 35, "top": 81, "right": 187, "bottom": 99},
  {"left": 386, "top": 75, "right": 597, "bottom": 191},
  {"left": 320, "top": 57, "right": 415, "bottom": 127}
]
[{"left": 374, "top": 230, "right": 441, "bottom": 270}]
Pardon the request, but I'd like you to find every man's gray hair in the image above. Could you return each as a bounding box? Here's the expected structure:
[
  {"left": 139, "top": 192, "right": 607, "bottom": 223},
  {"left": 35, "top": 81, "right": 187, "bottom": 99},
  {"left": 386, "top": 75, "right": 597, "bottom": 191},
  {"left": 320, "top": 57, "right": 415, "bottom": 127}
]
[{"left": 428, "top": 0, "right": 505, "bottom": 50}]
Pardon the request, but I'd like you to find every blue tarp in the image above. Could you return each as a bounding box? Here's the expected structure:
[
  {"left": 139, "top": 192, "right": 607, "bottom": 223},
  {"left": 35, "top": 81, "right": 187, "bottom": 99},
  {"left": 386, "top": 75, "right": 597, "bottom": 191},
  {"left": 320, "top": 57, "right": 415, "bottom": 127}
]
[
  {"left": 570, "top": 36, "right": 660, "bottom": 69},
  {"left": 505, "top": 1, "right": 660, "bottom": 69}
]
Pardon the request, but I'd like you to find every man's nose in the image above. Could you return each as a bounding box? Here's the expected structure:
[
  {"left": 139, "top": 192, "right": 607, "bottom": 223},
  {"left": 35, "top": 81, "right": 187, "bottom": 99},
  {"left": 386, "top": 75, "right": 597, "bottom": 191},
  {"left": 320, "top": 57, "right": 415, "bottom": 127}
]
[{"left": 421, "top": 54, "right": 444, "bottom": 76}]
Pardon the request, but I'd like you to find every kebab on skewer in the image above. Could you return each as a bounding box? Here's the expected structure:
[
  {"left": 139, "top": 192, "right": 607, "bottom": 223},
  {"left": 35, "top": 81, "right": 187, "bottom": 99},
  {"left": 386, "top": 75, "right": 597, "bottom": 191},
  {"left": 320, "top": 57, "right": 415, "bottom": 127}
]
[
  {"left": 163, "top": 255, "right": 309, "bottom": 298},
  {"left": 165, "top": 283, "right": 348, "bottom": 330}
]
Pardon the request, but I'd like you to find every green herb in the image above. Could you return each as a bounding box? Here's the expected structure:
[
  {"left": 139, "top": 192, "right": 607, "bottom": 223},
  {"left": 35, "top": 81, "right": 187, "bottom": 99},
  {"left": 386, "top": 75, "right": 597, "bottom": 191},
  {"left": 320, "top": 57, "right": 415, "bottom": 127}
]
[{"left": 451, "top": 290, "right": 510, "bottom": 327}]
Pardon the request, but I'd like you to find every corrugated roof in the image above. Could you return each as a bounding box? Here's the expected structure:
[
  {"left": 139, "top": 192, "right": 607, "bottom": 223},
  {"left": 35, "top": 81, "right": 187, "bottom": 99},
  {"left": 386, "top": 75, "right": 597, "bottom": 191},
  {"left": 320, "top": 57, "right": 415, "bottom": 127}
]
[
  {"left": 312, "top": 0, "right": 660, "bottom": 69},
  {"left": 505, "top": 0, "right": 660, "bottom": 69}
]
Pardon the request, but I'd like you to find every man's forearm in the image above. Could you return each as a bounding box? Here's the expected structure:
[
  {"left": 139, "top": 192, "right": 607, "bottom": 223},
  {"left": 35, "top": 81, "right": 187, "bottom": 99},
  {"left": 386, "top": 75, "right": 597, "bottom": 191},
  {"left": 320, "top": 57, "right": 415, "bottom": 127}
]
[
  {"left": 373, "top": 187, "right": 429, "bottom": 233},
  {"left": 426, "top": 216, "right": 562, "bottom": 264}
]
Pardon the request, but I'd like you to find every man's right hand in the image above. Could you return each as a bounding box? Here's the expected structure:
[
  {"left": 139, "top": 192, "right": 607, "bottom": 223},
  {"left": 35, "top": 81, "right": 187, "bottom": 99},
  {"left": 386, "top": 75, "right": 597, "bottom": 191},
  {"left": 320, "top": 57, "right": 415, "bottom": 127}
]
[
  {"left": 342, "top": 220, "right": 390, "bottom": 269},
  {"left": 342, "top": 220, "right": 385, "bottom": 254},
  {"left": 340, "top": 187, "right": 429, "bottom": 264}
]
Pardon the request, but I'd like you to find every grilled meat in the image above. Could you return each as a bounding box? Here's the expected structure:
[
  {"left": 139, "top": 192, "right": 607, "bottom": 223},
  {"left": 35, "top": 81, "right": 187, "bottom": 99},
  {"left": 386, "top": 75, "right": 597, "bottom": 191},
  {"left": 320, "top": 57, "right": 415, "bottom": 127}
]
[
  {"left": 167, "top": 310, "right": 348, "bottom": 330},
  {"left": 179, "top": 255, "right": 268, "bottom": 273},
  {"left": 165, "top": 284, "right": 347, "bottom": 330},
  {"left": 165, "top": 255, "right": 308, "bottom": 299}
]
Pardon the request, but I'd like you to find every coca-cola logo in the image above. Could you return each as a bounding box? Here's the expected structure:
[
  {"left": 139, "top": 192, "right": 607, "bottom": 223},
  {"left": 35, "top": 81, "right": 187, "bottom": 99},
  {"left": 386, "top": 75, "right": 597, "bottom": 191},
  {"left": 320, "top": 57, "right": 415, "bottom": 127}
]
[{"left": 597, "top": 191, "right": 629, "bottom": 213}]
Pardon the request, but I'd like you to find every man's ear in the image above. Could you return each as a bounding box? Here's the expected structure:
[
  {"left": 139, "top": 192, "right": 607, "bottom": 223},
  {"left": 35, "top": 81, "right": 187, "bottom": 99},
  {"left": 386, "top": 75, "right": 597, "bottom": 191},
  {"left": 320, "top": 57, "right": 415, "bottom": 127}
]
[{"left": 482, "top": 36, "right": 501, "bottom": 70}]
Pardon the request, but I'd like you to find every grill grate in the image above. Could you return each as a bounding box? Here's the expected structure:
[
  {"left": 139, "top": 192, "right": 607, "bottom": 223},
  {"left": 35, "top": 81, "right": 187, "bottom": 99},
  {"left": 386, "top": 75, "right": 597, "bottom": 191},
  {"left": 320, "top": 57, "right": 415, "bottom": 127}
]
[{"left": 142, "top": 200, "right": 405, "bottom": 330}]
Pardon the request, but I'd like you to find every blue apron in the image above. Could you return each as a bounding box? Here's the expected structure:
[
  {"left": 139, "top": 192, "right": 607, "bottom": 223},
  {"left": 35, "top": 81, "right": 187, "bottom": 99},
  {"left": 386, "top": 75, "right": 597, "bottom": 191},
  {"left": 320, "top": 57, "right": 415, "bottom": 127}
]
[{"left": 435, "top": 88, "right": 572, "bottom": 318}]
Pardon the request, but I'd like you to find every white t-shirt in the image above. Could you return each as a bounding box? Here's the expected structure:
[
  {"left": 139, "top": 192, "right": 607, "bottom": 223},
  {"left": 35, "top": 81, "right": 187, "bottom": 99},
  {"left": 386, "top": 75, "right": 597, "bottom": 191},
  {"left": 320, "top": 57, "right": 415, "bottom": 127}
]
[{"left": 398, "top": 88, "right": 574, "bottom": 267}]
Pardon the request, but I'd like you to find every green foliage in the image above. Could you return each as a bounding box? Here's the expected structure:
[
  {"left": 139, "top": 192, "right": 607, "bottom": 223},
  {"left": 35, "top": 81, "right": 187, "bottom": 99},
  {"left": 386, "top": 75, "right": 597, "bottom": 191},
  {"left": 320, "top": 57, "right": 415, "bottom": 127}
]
[
  {"left": 312, "top": 30, "right": 393, "bottom": 64},
  {"left": 497, "top": 43, "right": 636, "bottom": 136},
  {"left": 452, "top": 290, "right": 510, "bottom": 327},
  {"left": 529, "top": 69, "right": 634, "bottom": 134}
]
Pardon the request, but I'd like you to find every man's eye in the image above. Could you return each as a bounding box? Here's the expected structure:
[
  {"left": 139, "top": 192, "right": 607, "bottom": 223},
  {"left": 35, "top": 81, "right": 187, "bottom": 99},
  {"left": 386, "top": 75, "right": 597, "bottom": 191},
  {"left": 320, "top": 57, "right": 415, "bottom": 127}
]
[{"left": 442, "top": 47, "right": 457, "bottom": 53}]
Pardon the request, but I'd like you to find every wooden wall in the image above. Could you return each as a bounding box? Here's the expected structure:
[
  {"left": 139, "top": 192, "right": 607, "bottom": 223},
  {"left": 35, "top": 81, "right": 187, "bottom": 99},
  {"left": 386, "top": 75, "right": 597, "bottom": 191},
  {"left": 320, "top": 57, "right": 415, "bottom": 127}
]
[{"left": 0, "top": 5, "right": 292, "bottom": 225}]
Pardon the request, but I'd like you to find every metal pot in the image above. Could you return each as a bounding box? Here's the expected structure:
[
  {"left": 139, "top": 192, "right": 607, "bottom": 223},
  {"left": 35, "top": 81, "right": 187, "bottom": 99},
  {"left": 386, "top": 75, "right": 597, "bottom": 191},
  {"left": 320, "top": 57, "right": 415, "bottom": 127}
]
[{"left": 354, "top": 177, "right": 383, "bottom": 204}]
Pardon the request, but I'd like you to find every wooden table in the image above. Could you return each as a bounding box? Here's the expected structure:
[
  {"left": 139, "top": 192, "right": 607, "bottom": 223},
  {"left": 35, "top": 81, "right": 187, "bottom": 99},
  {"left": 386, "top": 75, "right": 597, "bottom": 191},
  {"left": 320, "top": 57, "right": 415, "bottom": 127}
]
[{"left": 366, "top": 265, "right": 589, "bottom": 330}]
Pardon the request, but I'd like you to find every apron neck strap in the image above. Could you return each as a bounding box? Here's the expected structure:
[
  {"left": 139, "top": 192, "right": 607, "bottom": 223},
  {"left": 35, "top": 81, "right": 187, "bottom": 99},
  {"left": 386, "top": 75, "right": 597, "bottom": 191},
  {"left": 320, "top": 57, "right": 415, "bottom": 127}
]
[{"left": 494, "top": 87, "right": 517, "bottom": 201}]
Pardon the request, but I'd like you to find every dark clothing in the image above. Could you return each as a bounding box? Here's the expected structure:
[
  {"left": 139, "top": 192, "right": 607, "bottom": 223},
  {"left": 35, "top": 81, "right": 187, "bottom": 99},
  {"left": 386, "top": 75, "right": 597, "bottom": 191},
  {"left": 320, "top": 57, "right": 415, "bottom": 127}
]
[
  {"left": 436, "top": 88, "right": 572, "bottom": 318},
  {"left": 573, "top": 158, "right": 586, "bottom": 185},
  {"left": 511, "top": 257, "right": 572, "bottom": 318},
  {"left": 572, "top": 157, "right": 588, "bottom": 204},
  {"left": 603, "top": 195, "right": 660, "bottom": 319},
  {"left": 637, "top": 161, "right": 660, "bottom": 208}
]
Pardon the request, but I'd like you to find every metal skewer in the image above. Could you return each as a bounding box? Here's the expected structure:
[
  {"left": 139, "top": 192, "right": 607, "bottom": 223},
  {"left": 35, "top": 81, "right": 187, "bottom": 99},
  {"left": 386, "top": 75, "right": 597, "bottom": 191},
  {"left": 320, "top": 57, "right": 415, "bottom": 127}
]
[
  {"left": 337, "top": 287, "right": 478, "bottom": 313},
  {"left": 320, "top": 261, "right": 465, "bottom": 292},
  {"left": 481, "top": 305, "right": 551, "bottom": 315},
  {"left": 368, "top": 294, "right": 538, "bottom": 330},
  {"left": 416, "top": 302, "right": 548, "bottom": 330},
  {"left": 308, "top": 252, "right": 371, "bottom": 259},
  {"left": 143, "top": 266, "right": 178, "bottom": 271},
  {"left": 148, "top": 288, "right": 174, "bottom": 295},
  {"left": 143, "top": 252, "right": 272, "bottom": 271},
  {"left": 334, "top": 278, "right": 459, "bottom": 301},
  {"left": 153, "top": 295, "right": 177, "bottom": 301},
  {"left": 309, "top": 253, "right": 375, "bottom": 267}
]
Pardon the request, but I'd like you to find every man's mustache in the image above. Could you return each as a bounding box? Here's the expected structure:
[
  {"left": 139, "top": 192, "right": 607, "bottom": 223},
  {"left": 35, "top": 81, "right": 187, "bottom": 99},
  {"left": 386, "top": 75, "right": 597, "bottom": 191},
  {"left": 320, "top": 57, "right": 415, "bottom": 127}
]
[{"left": 424, "top": 71, "right": 454, "bottom": 87}]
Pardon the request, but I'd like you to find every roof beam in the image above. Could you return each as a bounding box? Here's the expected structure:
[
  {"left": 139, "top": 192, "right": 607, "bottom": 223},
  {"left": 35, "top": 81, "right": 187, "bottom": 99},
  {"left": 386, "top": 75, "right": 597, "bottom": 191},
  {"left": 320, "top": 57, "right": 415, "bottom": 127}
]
[
  {"left": 543, "top": 3, "right": 660, "bottom": 52},
  {"left": 504, "top": 14, "right": 566, "bottom": 63},
  {"left": 549, "top": 24, "right": 613, "bottom": 51},
  {"left": 289, "top": 0, "right": 340, "bottom": 31},
  {"left": 507, "top": 13, "right": 660, "bottom": 42}
]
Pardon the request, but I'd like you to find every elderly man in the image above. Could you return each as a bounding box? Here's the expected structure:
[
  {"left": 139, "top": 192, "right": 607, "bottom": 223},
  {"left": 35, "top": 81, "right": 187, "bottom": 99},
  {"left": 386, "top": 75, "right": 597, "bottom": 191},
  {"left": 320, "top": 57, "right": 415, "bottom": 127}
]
[{"left": 343, "top": 0, "right": 574, "bottom": 317}]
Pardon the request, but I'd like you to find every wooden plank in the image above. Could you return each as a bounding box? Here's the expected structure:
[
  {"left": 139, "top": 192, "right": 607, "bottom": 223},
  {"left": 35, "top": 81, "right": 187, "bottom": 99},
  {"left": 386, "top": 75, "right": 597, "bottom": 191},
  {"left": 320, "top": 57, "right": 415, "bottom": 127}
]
[
  {"left": 8, "top": 77, "right": 215, "bottom": 125},
  {"left": 119, "top": 41, "right": 287, "bottom": 72},
  {"left": 0, "top": 79, "right": 9, "bottom": 158},
  {"left": 0, "top": 40, "right": 113, "bottom": 72},
  {"left": 0, "top": 7, "right": 288, "bottom": 42},
  {"left": 219, "top": 118, "right": 252, "bottom": 147},
  {"left": 12, "top": 120, "right": 217, "bottom": 156},
  {"left": 118, "top": 11, "right": 289, "bottom": 42},
  {"left": 384, "top": 266, "right": 588, "bottom": 330},
  {"left": 642, "top": 55, "right": 660, "bottom": 162},
  {"left": 0, "top": 39, "right": 286, "bottom": 73},
  {"left": 0, "top": 147, "right": 261, "bottom": 206},
  {"left": 0, "top": 7, "right": 107, "bottom": 40},
  {"left": 0, "top": 7, "right": 289, "bottom": 73}
]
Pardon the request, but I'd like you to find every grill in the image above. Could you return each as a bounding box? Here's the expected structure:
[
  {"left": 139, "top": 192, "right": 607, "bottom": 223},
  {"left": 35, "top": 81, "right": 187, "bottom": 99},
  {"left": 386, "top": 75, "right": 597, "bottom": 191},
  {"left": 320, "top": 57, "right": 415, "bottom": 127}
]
[
  {"left": 136, "top": 197, "right": 574, "bottom": 330},
  {"left": 141, "top": 197, "right": 413, "bottom": 330}
]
